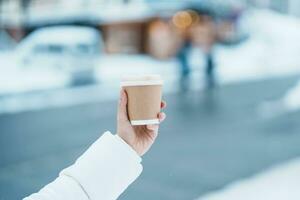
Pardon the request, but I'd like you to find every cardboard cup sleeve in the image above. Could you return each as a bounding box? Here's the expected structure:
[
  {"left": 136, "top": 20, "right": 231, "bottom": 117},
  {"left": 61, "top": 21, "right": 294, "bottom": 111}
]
[{"left": 121, "top": 75, "right": 163, "bottom": 125}]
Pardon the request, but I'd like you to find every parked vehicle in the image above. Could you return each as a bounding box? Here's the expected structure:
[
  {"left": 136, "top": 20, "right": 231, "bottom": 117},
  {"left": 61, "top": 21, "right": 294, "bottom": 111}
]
[{"left": 16, "top": 26, "right": 102, "bottom": 85}]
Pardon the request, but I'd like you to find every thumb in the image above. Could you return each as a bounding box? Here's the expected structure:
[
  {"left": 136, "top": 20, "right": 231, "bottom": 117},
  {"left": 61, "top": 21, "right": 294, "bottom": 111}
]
[{"left": 118, "top": 89, "right": 129, "bottom": 122}]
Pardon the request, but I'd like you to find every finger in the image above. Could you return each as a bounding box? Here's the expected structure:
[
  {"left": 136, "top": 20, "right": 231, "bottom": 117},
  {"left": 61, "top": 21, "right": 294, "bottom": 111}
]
[
  {"left": 161, "top": 101, "right": 167, "bottom": 109},
  {"left": 146, "top": 124, "right": 159, "bottom": 131},
  {"left": 118, "top": 89, "right": 129, "bottom": 122},
  {"left": 158, "top": 112, "right": 166, "bottom": 122}
]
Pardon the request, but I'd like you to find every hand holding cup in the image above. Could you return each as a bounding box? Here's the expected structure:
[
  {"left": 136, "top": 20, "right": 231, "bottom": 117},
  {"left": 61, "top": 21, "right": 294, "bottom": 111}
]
[{"left": 117, "top": 89, "right": 166, "bottom": 156}]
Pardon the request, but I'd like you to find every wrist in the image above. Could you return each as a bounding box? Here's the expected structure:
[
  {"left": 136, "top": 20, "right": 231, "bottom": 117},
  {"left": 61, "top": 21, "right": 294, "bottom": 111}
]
[{"left": 116, "top": 133, "right": 141, "bottom": 156}]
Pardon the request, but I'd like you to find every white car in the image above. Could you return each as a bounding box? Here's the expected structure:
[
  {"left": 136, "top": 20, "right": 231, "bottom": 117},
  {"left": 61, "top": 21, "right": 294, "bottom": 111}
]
[{"left": 17, "top": 26, "right": 102, "bottom": 85}]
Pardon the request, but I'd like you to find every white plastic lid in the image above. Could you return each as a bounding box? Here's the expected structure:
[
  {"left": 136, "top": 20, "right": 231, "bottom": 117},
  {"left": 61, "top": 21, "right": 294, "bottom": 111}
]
[{"left": 121, "top": 74, "right": 163, "bottom": 86}]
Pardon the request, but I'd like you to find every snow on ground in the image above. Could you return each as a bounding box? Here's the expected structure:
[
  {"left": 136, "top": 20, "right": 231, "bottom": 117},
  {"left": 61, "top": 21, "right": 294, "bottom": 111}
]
[
  {"left": 196, "top": 158, "right": 300, "bottom": 200},
  {"left": 0, "top": 84, "right": 115, "bottom": 114},
  {"left": 0, "top": 67, "right": 69, "bottom": 95},
  {"left": 215, "top": 9, "right": 300, "bottom": 83},
  {"left": 0, "top": 52, "right": 70, "bottom": 95}
]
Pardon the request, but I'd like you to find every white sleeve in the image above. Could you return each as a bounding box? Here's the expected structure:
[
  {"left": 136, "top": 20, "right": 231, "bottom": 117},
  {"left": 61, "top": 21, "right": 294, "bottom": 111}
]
[{"left": 24, "top": 131, "right": 143, "bottom": 200}]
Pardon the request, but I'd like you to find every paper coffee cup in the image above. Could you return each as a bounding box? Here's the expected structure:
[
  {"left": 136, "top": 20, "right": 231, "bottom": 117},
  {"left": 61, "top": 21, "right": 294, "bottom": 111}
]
[{"left": 121, "top": 75, "right": 163, "bottom": 125}]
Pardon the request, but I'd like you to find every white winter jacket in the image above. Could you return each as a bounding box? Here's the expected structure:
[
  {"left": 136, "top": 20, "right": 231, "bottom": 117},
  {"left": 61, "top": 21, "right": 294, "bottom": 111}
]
[{"left": 24, "top": 131, "right": 143, "bottom": 200}]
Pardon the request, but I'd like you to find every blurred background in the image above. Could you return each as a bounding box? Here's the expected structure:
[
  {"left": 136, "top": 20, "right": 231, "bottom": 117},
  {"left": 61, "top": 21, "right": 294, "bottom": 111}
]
[{"left": 1, "top": 0, "right": 300, "bottom": 199}]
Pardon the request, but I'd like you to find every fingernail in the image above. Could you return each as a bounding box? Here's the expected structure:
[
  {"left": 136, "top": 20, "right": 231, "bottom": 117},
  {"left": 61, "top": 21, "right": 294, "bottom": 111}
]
[{"left": 159, "top": 113, "right": 166, "bottom": 121}]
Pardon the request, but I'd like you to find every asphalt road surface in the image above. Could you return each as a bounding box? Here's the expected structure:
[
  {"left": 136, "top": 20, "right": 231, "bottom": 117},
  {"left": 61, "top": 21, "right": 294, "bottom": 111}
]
[{"left": 1, "top": 76, "right": 300, "bottom": 200}]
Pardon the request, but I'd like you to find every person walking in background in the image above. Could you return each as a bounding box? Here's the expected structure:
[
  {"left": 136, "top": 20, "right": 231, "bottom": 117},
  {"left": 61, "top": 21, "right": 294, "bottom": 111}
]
[
  {"left": 24, "top": 89, "right": 166, "bottom": 200},
  {"left": 177, "top": 39, "right": 192, "bottom": 91},
  {"left": 205, "top": 49, "right": 216, "bottom": 89},
  {"left": 189, "top": 11, "right": 217, "bottom": 89},
  {"left": 175, "top": 7, "right": 217, "bottom": 91}
]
